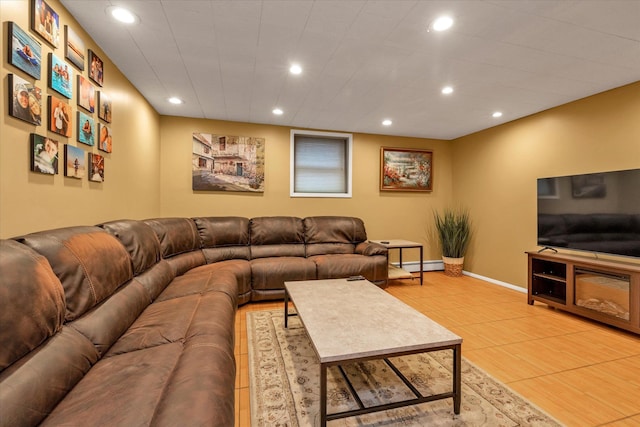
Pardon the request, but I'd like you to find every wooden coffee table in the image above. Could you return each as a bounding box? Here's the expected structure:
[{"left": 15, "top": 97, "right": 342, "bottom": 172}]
[{"left": 284, "top": 278, "right": 462, "bottom": 426}]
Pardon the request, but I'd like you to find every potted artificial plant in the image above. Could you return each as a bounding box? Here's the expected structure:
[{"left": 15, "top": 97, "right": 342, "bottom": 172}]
[{"left": 433, "top": 207, "right": 472, "bottom": 277}]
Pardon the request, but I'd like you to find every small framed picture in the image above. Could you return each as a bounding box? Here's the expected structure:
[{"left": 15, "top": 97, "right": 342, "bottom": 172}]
[
  {"left": 88, "top": 153, "right": 105, "bottom": 182},
  {"left": 98, "top": 123, "right": 112, "bottom": 153},
  {"left": 8, "top": 22, "right": 42, "bottom": 79},
  {"left": 77, "top": 75, "right": 95, "bottom": 113},
  {"left": 48, "top": 53, "right": 73, "bottom": 99},
  {"left": 380, "top": 147, "right": 433, "bottom": 192},
  {"left": 64, "top": 25, "right": 85, "bottom": 70},
  {"left": 30, "top": 134, "right": 59, "bottom": 175},
  {"left": 48, "top": 95, "right": 72, "bottom": 137},
  {"left": 98, "top": 91, "right": 112, "bottom": 123},
  {"left": 64, "top": 144, "right": 85, "bottom": 179},
  {"left": 77, "top": 111, "right": 95, "bottom": 146},
  {"left": 88, "top": 49, "right": 104, "bottom": 86},
  {"left": 8, "top": 74, "right": 42, "bottom": 126},
  {"left": 31, "top": 0, "right": 60, "bottom": 48}
]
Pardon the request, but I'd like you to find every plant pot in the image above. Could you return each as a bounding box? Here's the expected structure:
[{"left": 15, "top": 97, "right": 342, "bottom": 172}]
[{"left": 442, "top": 256, "right": 464, "bottom": 277}]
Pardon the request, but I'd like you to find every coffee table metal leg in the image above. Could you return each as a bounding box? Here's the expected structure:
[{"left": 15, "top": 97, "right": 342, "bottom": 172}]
[
  {"left": 453, "top": 344, "right": 461, "bottom": 414},
  {"left": 284, "top": 290, "right": 289, "bottom": 328},
  {"left": 320, "top": 363, "right": 327, "bottom": 427}
]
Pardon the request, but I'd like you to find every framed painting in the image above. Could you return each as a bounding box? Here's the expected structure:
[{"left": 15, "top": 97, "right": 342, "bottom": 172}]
[
  {"left": 88, "top": 153, "right": 105, "bottom": 182},
  {"left": 48, "top": 53, "right": 73, "bottom": 99},
  {"left": 98, "top": 123, "right": 112, "bottom": 153},
  {"left": 31, "top": 0, "right": 60, "bottom": 47},
  {"left": 77, "top": 75, "right": 95, "bottom": 113},
  {"left": 64, "top": 144, "right": 85, "bottom": 178},
  {"left": 380, "top": 147, "right": 433, "bottom": 192},
  {"left": 77, "top": 111, "right": 95, "bottom": 146},
  {"left": 8, "top": 74, "right": 42, "bottom": 126},
  {"left": 191, "top": 133, "right": 265, "bottom": 192},
  {"left": 8, "top": 22, "right": 42, "bottom": 79},
  {"left": 48, "top": 95, "right": 72, "bottom": 137},
  {"left": 98, "top": 91, "right": 112, "bottom": 122},
  {"left": 30, "top": 133, "right": 59, "bottom": 175},
  {"left": 88, "top": 49, "right": 104, "bottom": 86},
  {"left": 64, "top": 25, "right": 85, "bottom": 70}
]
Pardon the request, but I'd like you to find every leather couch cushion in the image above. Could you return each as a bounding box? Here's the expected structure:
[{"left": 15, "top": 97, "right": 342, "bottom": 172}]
[
  {"left": 17, "top": 227, "right": 133, "bottom": 322},
  {"left": 250, "top": 257, "right": 317, "bottom": 290},
  {"left": 156, "top": 270, "right": 238, "bottom": 303},
  {"left": 100, "top": 219, "right": 162, "bottom": 275},
  {"left": 250, "top": 217, "right": 305, "bottom": 258},
  {"left": 186, "top": 259, "right": 251, "bottom": 299},
  {"left": 193, "top": 217, "right": 251, "bottom": 262},
  {"left": 0, "top": 240, "right": 65, "bottom": 371},
  {"left": 311, "top": 253, "right": 388, "bottom": 283},
  {"left": 145, "top": 218, "right": 201, "bottom": 258},
  {"left": 304, "top": 216, "right": 368, "bottom": 256}
]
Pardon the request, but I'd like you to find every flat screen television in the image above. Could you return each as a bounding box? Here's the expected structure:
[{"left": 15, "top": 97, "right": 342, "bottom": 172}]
[{"left": 537, "top": 168, "right": 640, "bottom": 258}]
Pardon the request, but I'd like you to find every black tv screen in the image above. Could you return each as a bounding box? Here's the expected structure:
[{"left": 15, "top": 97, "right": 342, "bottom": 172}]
[{"left": 537, "top": 168, "right": 640, "bottom": 258}]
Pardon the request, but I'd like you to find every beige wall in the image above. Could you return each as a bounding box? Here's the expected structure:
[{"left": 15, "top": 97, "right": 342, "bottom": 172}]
[
  {"left": 1, "top": 0, "right": 161, "bottom": 238},
  {"left": 452, "top": 82, "right": 640, "bottom": 288},
  {"left": 160, "top": 116, "right": 453, "bottom": 260}
]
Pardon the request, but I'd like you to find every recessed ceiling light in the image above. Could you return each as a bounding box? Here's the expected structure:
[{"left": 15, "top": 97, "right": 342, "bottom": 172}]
[
  {"left": 108, "top": 6, "right": 139, "bottom": 24},
  {"left": 168, "top": 97, "right": 183, "bottom": 105},
  {"left": 272, "top": 108, "right": 283, "bottom": 115},
  {"left": 441, "top": 86, "right": 454, "bottom": 95},
  {"left": 431, "top": 16, "right": 453, "bottom": 32},
  {"left": 492, "top": 111, "right": 503, "bottom": 118},
  {"left": 289, "top": 64, "right": 302, "bottom": 75},
  {"left": 382, "top": 119, "right": 392, "bottom": 126}
]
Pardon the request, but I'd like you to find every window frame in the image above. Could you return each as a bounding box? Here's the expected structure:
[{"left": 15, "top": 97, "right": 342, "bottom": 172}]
[{"left": 290, "top": 129, "right": 353, "bottom": 198}]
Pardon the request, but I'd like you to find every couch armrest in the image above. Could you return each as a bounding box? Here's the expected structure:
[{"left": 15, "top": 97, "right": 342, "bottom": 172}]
[{"left": 355, "top": 241, "right": 387, "bottom": 256}]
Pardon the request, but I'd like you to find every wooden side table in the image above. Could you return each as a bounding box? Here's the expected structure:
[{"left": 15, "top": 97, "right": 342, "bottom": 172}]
[{"left": 369, "top": 240, "right": 423, "bottom": 285}]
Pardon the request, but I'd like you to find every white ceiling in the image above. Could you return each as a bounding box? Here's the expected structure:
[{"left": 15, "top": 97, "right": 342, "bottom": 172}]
[{"left": 60, "top": 0, "right": 640, "bottom": 140}]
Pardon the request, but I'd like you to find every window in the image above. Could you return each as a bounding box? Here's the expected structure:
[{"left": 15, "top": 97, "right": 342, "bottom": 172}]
[{"left": 290, "top": 130, "right": 352, "bottom": 198}]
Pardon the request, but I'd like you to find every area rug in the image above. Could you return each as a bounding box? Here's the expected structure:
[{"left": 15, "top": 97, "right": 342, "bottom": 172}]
[{"left": 247, "top": 310, "right": 563, "bottom": 427}]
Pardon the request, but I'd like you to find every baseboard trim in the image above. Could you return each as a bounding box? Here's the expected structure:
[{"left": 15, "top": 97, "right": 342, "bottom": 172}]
[{"left": 391, "top": 260, "right": 527, "bottom": 294}]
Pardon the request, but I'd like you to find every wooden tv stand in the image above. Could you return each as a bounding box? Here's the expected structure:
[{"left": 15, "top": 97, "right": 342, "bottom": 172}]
[{"left": 527, "top": 251, "right": 640, "bottom": 335}]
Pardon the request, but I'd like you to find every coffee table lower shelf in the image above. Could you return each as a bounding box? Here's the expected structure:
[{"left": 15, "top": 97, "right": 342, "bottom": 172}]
[{"left": 320, "top": 346, "right": 462, "bottom": 425}]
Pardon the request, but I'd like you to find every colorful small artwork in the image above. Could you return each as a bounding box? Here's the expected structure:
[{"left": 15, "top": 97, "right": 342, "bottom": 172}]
[
  {"left": 77, "top": 75, "right": 95, "bottom": 113},
  {"left": 98, "top": 123, "right": 112, "bottom": 153},
  {"left": 88, "top": 49, "right": 104, "bottom": 86},
  {"left": 31, "top": 0, "right": 60, "bottom": 47},
  {"left": 64, "top": 25, "right": 85, "bottom": 70},
  {"left": 8, "top": 74, "right": 42, "bottom": 126},
  {"left": 88, "top": 153, "right": 105, "bottom": 182},
  {"left": 30, "top": 134, "right": 59, "bottom": 175},
  {"left": 48, "top": 95, "right": 72, "bottom": 137},
  {"left": 98, "top": 91, "right": 112, "bottom": 123},
  {"left": 380, "top": 147, "right": 433, "bottom": 192},
  {"left": 48, "top": 53, "right": 73, "bottom": 99},
  {"left": 64, "top": 144, "right": 85, "bottom": 179},
  {"left": 77, "top": 111, "right": 95, "bottom": 146},
  {"left": 8, "top": 22, "right": 42, "bottom": 79}
]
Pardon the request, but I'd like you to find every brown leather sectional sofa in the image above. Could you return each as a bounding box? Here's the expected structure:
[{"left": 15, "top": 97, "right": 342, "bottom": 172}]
[{"left": 0, "top": 216, "right": 387, "bottom": 426}]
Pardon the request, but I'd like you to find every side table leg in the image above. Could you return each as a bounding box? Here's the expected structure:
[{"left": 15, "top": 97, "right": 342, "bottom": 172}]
[
  {"left": 419, "top": 245, "right": 423, "bottom": 285},
  {"left": 453, "top": 344, "right": 461, "bottom": 414}
]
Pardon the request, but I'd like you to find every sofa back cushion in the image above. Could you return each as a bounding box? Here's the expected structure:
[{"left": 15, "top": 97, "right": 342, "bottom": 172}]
[
  {"left": 144, "top": 218, "right": 205, "bottom": 275},
  {"left": 250, "top": 216, "right": 305, "bottom": 258},
  {"left": 100, "top": 219, "right": 162, "bottom": 275},
  {"left": 304, "top": 216, "right": 368, "bottom": 256},
  {"left": 193, "top": 217, "right": 251, "bottom": 263},
  {"left": 0, "top": 240, "right": 65, "bottom": 371},
  {"left": 17, "top": 226, "right": 133, "bottom": 322}
]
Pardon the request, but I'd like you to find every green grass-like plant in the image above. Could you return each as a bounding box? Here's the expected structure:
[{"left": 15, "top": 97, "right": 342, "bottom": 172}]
[{"left": 433, "top": 207, "right": 472, "bottom": 258}]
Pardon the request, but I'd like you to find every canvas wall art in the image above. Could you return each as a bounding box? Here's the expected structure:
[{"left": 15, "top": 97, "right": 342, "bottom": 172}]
[
  {"left": 88, "top": 153, "right": 105, "bottom": 182},
  {"left": 64, "top": 25, "right": 84, "bottom": 70},
  {"left": 32, "top": 0, "right": 60, "bottom": 47},
  {"left": 30, "top": 133, "right": 59, "bottom": 175},
  {"left": 48, "top": 95, "right": 72, "bottom": 137},
  {"left": 48, "top": 53, "right": 73, "bottom": 99},
  {"left": 64, "top": 144, "right": 85, "bottom": 178},
  {"left": 192, "top": 133, "right": 265, "bottom": 192},
  {"left": 8, "top": 74, "right": 42, "bottom": 126},
  {"left": 380, "top": 147, "right": 433, "bottom": 192},
  {"left": 77, "top": 75, "right": 95, "bottom": 113},
  {"left": 98, "top": 123, "right": 112, "bottom": 153},
  {"left": 8, "top": 22, "right": 42, "bottom": 79},
  {"left": 77, "top": 111, "right": 95, "bottom": 146},
  {"left": 98, "top": 91, "right": 112, "bottom": 122},
  {"left": 88, "top": 49, "right": 104, "bottom": 86}
]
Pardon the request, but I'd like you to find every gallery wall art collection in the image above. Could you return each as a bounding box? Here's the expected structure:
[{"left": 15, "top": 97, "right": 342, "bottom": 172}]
[{"left": 7, "top": 0, "right": 111, "bottom": 183}]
